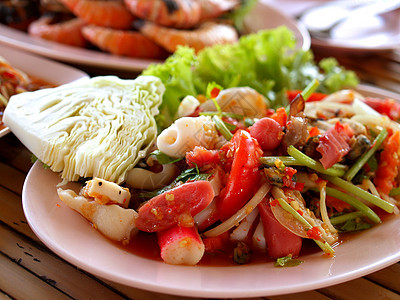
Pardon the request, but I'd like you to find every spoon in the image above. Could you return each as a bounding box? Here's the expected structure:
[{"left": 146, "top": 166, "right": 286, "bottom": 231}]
[{"left": 298, "top": 0, "right": 400, "bottom": 40}]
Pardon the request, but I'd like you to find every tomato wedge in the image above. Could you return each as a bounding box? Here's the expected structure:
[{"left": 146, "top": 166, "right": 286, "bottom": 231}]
[
  {"left": 258, "top": 200, "right": 302, "bottom": 259},
  {"left": 216, "top": 130, "right": 263, "bottom": 220},
  {"left": 135, "top": 181, "right": 215, "bottom": 232}
]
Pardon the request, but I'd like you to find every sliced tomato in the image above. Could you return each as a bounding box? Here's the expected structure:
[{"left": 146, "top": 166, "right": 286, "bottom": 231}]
[
  {"left": 374, "top": 131, "right": 400, "bottom": 194},
  {"left": 286, "top": 90, "right": 327, "bottom": 102},
  {"left": 203, "top": 231, "right": 232, "bottom": 254},
  {"left": 270, "top": 107, "right": 287, "bottom": 127},
  {"left": 216, "top": 130, "right": 263, "bottom": 220},
  {"left": 135, "top": 181, "right": 215, "bottom": 232},
  {"left": 248, "top": 117, "right": 284, "bottom": 151},
  {"left": 186, "top": 146, "right": 220, "bottom": 168},
  {"left": 326, "top": 195, "right": 351, "bottom": 212},
  {"left": 363, "top": 97, "right": 400, "bottom": 121},
  {"left": 258, "top": 200, "right": 302, "bottom": 259}
]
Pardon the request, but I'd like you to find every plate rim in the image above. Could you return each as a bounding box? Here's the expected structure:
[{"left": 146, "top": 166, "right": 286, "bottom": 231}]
[
  {"left": 0, "top": 1, "right": 310, "bottom": 72},
  {"left": 21, "top": 84, "right": 400, "bottom": 298},
  {"left": 0, "top": 44, "right": 89, "bottom": 138}
]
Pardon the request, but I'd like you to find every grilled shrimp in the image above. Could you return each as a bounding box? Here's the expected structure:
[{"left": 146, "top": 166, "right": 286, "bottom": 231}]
[
  {"left": 28, "top": 13, "right": 87, "bottom": 47},
  {"left": 124, "top": 0, "right": 202, "bottom": 29},
  {"left": 82, "top": 24, "right": 168, "bottom": 59},
  {"left": 137, "top": 21, "right": 238, "bottom": 53},
  {"left": 198, "top": 0, "right": 239, "bottom": 21},
  {"left": 60, "top": 0, "right": 135, "bottom": 30}
]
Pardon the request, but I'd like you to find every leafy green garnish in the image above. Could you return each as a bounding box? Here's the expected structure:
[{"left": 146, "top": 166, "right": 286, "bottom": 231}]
[
  {"left": 174, "top": 166, "right": 210, "bottom": 183},
  {"left": 143, "top": 27, "right": 358, "bottom": 129},
  {"left": 337, "top": 218, "right": 372, "bottom": 233},
  {"left": 275, "top": 255, "right": 303, "bottom": 267},
  {"left": 150, "top": 150, "right": 183, "bottom": 165},
  {"left": 137, "top": 166, "right": 210, "bottom": 199},
  {"left": 233, "top": 242, "right": 251, "bottom": 264}
]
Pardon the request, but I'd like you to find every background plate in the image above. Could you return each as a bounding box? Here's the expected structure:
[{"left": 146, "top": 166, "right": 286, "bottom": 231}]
[
  {"left": 0, "top": 1, "right": 310, "bottom": 73},
  {"left": 0, "top": 44, "right": 88, "bottom": 138},
  {"left": 22, "top": 84, "right": 400, "bottom": 298}
]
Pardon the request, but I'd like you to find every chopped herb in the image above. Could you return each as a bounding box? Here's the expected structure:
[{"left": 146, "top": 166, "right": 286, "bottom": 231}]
[
  {"left": 275, "top": 255, "right": 303, "bottom": 267},
  {"left": 138, "top": 166, "right": 210, "bottom": 199},
  {"left": 150, "top": 150, "right": 183, "bottom": 165},
  {"left": 338, "top": 218, "right": 372, "bottom": 233},
  {"left": 244, "top": 118, "right": 255, "bottom": 127},
  {"left": 233, "top": 242, "right": 251, "bottom": 264}
]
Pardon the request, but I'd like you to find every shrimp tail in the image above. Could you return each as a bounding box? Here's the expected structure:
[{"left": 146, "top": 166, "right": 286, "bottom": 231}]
[
  {"left": 124, "top": 0, "right": 202, "bottom": 29},
  {"left": 60, "top": 0, "right": 136, "bottom": 30},
  {"left": 82, "top": 24, "right": 168, "bottom": 59},
  {"left": 28, "top": 13, "right": 88, "bottom": 47},
  {"left": 137, "top": 21, "right": 239, "bottom": 53}
]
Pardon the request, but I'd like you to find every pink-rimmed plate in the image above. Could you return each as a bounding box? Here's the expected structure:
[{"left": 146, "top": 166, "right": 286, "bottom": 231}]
[
  {"left": 22, "top": 85, "right": 400, "bottom": 298},
  {"left": 0, "top": 44, "right": 88, "bottom": 138},
  {"left": 0, "top": 1, "right": 310, "bottom": 73}
]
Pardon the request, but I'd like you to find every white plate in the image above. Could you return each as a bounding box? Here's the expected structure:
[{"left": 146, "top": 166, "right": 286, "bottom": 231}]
[
  {"left": 0, "top": 2, "right": 310, "bottom": 73},
  {"left": 0, "top": 44, "right": 89, "bottom": 138},
  {"left": 299, "top": 1, "right": 400, "bottom": 52},
  {"left": 22, "top": 84, "right": 400, "bottom": 298}
]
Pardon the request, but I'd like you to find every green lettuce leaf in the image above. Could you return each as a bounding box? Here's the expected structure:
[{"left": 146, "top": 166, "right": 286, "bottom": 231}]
[{"left": 143, "top": 26, "right": 358, "bottom": 129}]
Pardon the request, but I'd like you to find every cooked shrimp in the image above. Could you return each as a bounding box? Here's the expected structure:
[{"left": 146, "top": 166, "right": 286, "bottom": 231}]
[
  {"left": 60, "top": 0, "right": 135, "bottom": 30},
  {"left": 82, "top": 24, "right": 168, "bottom": 59},
  {"left": 137, "top": 21, "right": 238, "bottom": 53},
  {"left": 28, "top": 14, "right": 88, "bottom": 47},
  {"left": 198, "top": 0, "right": 239, "bottom": 21},
  {"left": 124, "top": 0, "right": 202, "bottom": 29}
]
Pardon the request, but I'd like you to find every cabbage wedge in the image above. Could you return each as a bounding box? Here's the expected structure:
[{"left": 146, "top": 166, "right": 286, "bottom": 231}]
[{"left": 4, "top": 75, "right": 165, "bottom": 184}]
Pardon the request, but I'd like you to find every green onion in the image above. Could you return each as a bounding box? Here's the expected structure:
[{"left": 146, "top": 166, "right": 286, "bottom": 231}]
[
  {"left": 324, "top": 175, "right": 395, "bottom": 213},
  {"left": 330, "top": 212, "right": 365, "bottom": 225},
  {"left": 260, "top": 156, "right": 303, "bottom": 166},
  {"left": 301, "top": 79, "right": 319, "bottom": 101},
  {"left": 389, "top": 187, "right": 400, "bottom": 196},
  {"left": 260, "top": 156, "right": 348, "bottom": 171},
  {"left": 287, "top": 145, "right": 346, "bottom": 177},
  {"left": 200, "top": 111, "right": 244, "bottom": 120},
  {"left": 276, "top": 198, "right": 335, "bottom": 255},
  {"left": 212, "top": 115, "right": 233, "bottom": 140},
  {"left": 343, "top": 128, "right": 388, "bottom": 181},
  {"left": 325, "top": 187, "right": 381, "bottom": 223}
]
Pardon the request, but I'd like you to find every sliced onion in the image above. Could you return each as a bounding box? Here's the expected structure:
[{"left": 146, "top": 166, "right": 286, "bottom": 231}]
[
  {"left": 230, "top": 207, "right": 259, "bottom": 241},
  {"left": 252, "top": 221, "right": 266, "bottom": 251},
  {"left": 203, "top": 182, "right": 271, "bottom": 238},
  {"left": 319, "top": 186, "right": 337, "bottom": 234},
  {"left": 270, "top": 187, "right": 308, "bottom": 238}
]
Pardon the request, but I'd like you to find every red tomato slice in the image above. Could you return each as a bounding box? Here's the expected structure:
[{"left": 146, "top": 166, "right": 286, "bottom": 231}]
[
  {"left": 216, "top": 130, "right": 263, "bottom": 220},
  {"left": 135, "top": 181, "right": 215, "bottom": 232},
  {"left": 286, "top": 90, "right": 327, "bottom": 102},
  {"left": 258, "top": 200, "right": 302, "bottom": 259}
]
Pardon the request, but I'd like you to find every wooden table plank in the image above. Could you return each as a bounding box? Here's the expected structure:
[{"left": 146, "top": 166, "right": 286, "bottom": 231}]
[
  {"left": 0, "top": 225, "right": 129, "bottom": 300},
  {"left": 366, "top": 262, "right": 400, "bottom": 293},
  {"left": 0, "top": 186, "right": 38, "bottom": 241},
  {"left": 0, "top": 134, "right": 33, "bottom": 174},
  {"left": 0, "top": 161, "right": 26, "bottom": 194},
  {"left": 268, "top": 290, "right": 332, "bottom": 300},
  {"left": 317, "top": 277, "right": 400, "bottom": 300},
  {"left": 0, "top": 253, "right": 70, "bottom": 300}
]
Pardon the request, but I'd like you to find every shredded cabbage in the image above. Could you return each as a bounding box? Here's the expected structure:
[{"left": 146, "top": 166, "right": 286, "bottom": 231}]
[{"left": 4, "top": 75, "right": 164, "bottom": 184}]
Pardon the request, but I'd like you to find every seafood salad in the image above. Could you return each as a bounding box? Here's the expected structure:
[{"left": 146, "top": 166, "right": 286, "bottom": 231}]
[
  {"left": 1, "top": 0, "right": 255, "bottom": 59},
  {"left": 56, "top": 83, "right": 400, "bottom": 266},
  {"left": 4, "top": 27, "right": 399, "bottom": 266}
]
